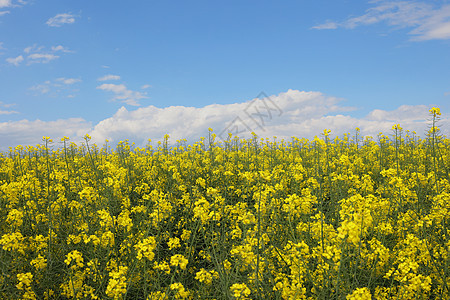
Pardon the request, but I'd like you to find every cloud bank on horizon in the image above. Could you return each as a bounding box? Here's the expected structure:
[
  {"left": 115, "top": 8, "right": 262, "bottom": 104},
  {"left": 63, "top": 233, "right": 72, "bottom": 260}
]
[{"left": 0, "top": 90, "right": 447, "bottom": 150}]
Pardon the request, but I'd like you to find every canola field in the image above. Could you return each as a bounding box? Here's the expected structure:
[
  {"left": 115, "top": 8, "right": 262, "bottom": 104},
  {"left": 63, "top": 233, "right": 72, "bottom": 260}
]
[{"left": 0, "top": 109, "right": 449, "bottom": 299}]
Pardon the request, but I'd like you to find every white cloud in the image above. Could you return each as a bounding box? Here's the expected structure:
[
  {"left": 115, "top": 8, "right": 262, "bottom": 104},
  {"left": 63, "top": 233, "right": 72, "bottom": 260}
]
[
  {"left": 30, "top": 82, "right": 51, "bottom": 94},
  {"left": 87, "top": 90, "right": 351, "bottom": 143},
  {"left": 1, "top": 90, "right": 448, "bottom": 151},
  {"left": 409, "top": 4, "right": 450, "bottom": 41},
  {"left": 141, "top": 84, "right": 151, "bottom": 89},
  {"left": 98, "top": 74, "right": 121, "bottom": 81},
  {"left": 313, "top": 1, "right": 450, "bottom": 41},
  {"left": 0, "top": 109, "right": 18, "bottom": 115},
  {"left": 0, "top": 101, "right": 18, "bottom": 115},
  {"left": 86, "top": 90, "right": 449, "bottom": 146},
  {"left": 0, "top": 101, "right": 15, "bottom": 108},
  {"left": 46, "top": 13, "right": 75, "bottom": 27},
  {"left": 24, "top": 45, "right": 44, "bottom": 54},
  {"left": 6, "top": 55, "right": 23, "bottom": 66},
  {"left": 0, "top": 0, "right": 12, "bottom": 8},
  {"left": 366, "top": 104, "right": 429, "bottom": 121},
  {"left": 30, "top": 78, "right": 81, "bottom": 96},
  {"left": 56, "top": 77, "right": 81, "bottom": 85},
  {"left": 27, "top": 53, "right": 59, "bottom": 64},
  {"left": 51, "top": 45, "right": 73, "bottom": 53},
  {"left": 0, "top": 118, "right": 92, "bottom": 150},
  {"left": 0, "top": 0, "right": 28, "bottom": 15},
  {"left": 11, "top": 44, "right": 72, "bottom": 65},
  {"left": 96, "top": 83, "right": 148, "bottom": 106},
  {"left": 312, "top": 21, "right": 338, "bottom": 30}
]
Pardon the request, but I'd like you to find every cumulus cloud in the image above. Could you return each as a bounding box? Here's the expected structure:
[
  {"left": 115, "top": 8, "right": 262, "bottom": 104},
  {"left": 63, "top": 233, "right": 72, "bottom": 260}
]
[
  {"left": 87, "top": 90, "right": 449, "bottom": 146},
  {"left": 96, "top": 83, "right": 148, "bottom": 106},
  {"left": 1, "top": 90, "right": 448, "bottom": 151},
  {"left": 46, "top": 13, "right": 75, "bottom": 27},
  {"left": 313, "top": 1, "right": 450, "bottom": 41},
  {"left": 98, "top": 74, "right": 121, "bottom": 81},
  {"left": 0, "top": 118, "right": 92, "bottom": 150},
  {"left": 6, "top": 55, "right": 23, "bottom": 66},
  {"left": 366, "top": 104, "right": 429, "bottom": 121}
]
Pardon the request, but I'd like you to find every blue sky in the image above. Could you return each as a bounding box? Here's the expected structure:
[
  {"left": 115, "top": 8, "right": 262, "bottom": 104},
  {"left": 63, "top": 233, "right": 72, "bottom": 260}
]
[{"left": 1, "top": 0, "right": 449, "bottom": 148}]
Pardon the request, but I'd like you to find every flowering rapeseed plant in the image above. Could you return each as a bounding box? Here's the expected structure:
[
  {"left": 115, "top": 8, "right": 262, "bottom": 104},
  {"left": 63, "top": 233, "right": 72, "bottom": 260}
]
[{"left": 0, "top": 108, "right": 449, "bottom": 298}]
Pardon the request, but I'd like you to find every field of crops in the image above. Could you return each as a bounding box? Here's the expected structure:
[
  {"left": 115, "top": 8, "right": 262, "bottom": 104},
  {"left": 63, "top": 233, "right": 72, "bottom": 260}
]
[{"left": 0, "top": 108, "right": 449, "bottom": 299}]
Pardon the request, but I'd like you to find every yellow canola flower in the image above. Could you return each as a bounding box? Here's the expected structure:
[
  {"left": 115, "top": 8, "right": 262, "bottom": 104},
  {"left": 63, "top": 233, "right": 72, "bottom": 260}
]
[
  {"left": 135, "top": 236, "right": 157, "bottom": 261},
  {"left": 195, "top": 268, "right": 219, "bottom": 285},
  {"left": 429, "top": 107, "right": 441, "bottom": 116},
  {"left": 106, "top": 266, "right": 128, "bottom": 300},
  {"left": 346, "top": 287, "right": 372, "bottom": 300},
  {"left": 170, "top": 282, "right": 190, "bottom": 299},
  {"left": 180, "top": 229, "right": 191, "bottom": 241},
  {"left": 83, "top": 234, "right": 100, "bottom": 246},
  {"left": 16, "top": 272, "right": 33, "bottom": 290},
  {"left": 30, "top": 255, "right": 47, "bottom": 270},
  {"left": 193, "top": 197, "right": 211, "bottom": 224},
  {"left": 6, "top": 209, "right": 24, "bottom": 227},
  {"left": 64, "top": 250, "right": 84, "bottom": 269},
  {"left": 230, "top": 283, "right": 251, "bottom": 299},
  {"left": 17, "top": 272, "right": 37, "bottom": 300},
  {"left": 147, "top": 291, "right": 166, "bottom": 299},
  {"left": 153, "top": 261, "right": 171, "bottom": 274},
  {"left": 170, "top": 254, "right": 188, "bottom": 270},
  {"left": 97, "top": 209, "right": 114, "bottom": 228},
  {"left": 392, "top": 124, "right": 403, "bottom": 131},
  {"left": 117, "top": 210, "right": 133, "bottom": 232},
  {"left": 168, "top": 237, "right": 181, "bottom": 249},
  {"left": 101, "top": 231, "right": 115, "bottom": 248},
  {"left": 337, "top": 219, "right": 360, "bottom": 246},
  {"left": 0, "top": 232, "right": 25, "bottom": 254}
]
